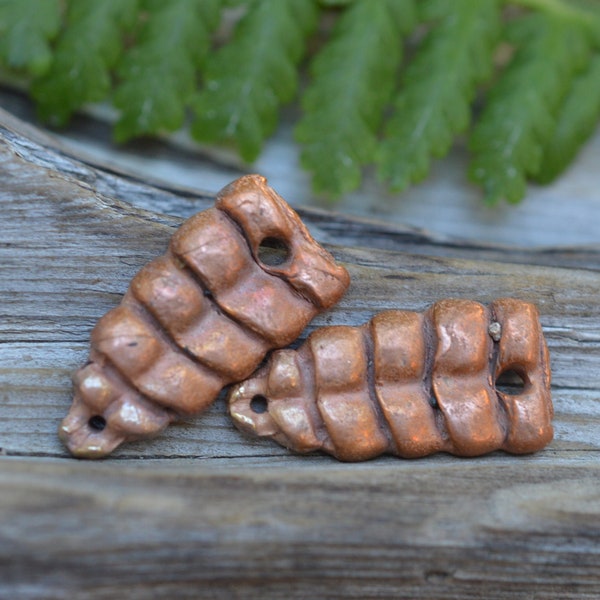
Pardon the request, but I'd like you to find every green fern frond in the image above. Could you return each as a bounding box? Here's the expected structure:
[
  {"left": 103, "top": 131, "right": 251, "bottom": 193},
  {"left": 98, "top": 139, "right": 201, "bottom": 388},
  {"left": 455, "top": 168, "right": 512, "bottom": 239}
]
[
  {"left": 0, "top": 0, "right": 62, "bottom": 76},
  {"left": 2, "top": 0, "right": 599, "bottom": 204},
  {"left": 31, "top": 0, "right": 139, "bottom": 127},
  {"left": 191, "top": 0, "right": 318, "bottom": 162},
  {"left": 113, "top": 0, "right": 221, "bottom": 142},
  {"left": 295, "top": 0, "right": 416, "bottom": 196},
  {"left": 534, "top": 53, "right": 600, "bottom": 183},
  {"left": 515, "top": 0, "right": 600, "bottom": 35},
  {"left": 468, "top": 9, "right": 594, "bottom": 204},
  {"left": 318, "top": 0, "right": 354, "bottom": 6},
  {"left": 377, "top": 0, "right": 501, "bottom": 193}
]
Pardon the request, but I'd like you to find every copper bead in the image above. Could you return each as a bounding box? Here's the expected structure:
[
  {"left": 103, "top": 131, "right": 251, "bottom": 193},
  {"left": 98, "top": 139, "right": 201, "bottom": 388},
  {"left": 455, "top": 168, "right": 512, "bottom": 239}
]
[
  {"left": 59, "top": 175, "right": 350, "bottom": 458},
  {"left": 228, "top": 298, "right": 553, "bottom": 461}
]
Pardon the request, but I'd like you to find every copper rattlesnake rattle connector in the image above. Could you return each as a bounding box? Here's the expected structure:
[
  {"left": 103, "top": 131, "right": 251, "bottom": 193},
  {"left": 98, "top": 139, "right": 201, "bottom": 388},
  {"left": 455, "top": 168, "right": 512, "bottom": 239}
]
[
  {"left": 59, "top": 175, "right": 350, "bottom": 458},
  {"left": 229, "top": 298, "right": 553, "bottom": 461}
]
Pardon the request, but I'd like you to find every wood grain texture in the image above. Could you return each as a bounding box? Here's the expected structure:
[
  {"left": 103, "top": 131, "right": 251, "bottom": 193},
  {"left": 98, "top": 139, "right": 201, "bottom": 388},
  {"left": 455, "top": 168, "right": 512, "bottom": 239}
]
[{"left": 1, "top": 108, "right": 599, "bottom": 598}]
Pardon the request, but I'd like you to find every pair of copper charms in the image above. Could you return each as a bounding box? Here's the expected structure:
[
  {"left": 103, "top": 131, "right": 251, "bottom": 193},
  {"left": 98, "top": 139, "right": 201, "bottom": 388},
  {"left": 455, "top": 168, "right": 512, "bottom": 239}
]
[{"left": 59, "top": 175, "right": 553, "bottom": 460}]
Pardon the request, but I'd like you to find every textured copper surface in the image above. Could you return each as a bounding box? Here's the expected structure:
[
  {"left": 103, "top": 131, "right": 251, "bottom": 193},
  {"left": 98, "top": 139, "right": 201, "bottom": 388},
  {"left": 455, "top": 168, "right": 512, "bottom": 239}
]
[
  {"left": 228, "top": 298, "right": 553, "bottom": 461},
  {"left": 59, "top": 175, "right": 350, "bottom": 458}
]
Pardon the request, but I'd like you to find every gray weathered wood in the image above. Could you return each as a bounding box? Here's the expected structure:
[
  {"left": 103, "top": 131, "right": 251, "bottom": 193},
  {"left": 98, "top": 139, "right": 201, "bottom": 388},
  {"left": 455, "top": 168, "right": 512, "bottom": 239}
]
[{"left": 1, "top": 108, "right": 599, "bottom": 598}]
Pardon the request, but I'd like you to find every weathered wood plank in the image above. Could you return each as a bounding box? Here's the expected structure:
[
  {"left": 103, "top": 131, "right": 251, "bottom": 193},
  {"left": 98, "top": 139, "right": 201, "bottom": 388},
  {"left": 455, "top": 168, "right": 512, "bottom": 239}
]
[
  {"left": 1, "top": 109, "right": 600, "bottom": 598},
  {"left": 4, "top": 85, "right": 600, "bottom": 251},
  {"left": 1, "top": 456, "right": 599, "bottom": 599},
  {"left": 3, "top": 105, "right": 600, "bottom": 271},
  {"left": 2, "top": 131, "right": 600, "bottom": 459}
]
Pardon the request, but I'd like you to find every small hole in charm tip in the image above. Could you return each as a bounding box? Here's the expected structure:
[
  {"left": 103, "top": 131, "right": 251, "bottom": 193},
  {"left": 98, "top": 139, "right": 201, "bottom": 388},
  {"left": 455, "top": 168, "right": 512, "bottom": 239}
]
[
  {"left": 250, "top": 395, "right": 269, "bottom": 414},
  {"left": 88, "top": 415, "right": 107, "bottom": 432}
]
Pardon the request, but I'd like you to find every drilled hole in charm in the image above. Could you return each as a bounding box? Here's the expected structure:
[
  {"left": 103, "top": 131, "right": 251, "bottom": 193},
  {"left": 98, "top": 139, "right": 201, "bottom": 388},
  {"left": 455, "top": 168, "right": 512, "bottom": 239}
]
[
  {"left": 88, "top": 415, "right": 107, "bottom": 432},
  {"left": 257, "top": 237, "right": 290, "bottom": 267},
  {"left": 495, "top": 369, "right": 526, "bottom": 395},
  {"left": 250, "top": 395, "right": 269, "bottom": 414}
]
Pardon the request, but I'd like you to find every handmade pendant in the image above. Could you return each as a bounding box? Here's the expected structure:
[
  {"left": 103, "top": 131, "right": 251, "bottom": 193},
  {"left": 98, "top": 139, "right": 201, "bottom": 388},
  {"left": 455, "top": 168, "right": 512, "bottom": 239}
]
[
  {"left": 59, "top": 175, "right": 350, "bottom": 458},
  {"left": 228, "top": 298, "right": 553, "bottom": 461}
]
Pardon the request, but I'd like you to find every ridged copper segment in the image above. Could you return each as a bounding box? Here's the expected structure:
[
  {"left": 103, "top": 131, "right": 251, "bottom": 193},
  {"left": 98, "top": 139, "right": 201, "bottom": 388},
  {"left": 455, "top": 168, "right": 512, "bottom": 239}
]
[
  {"left": 311, "top": 326, "right": 389, "bottom": 461},
  {"left": 216, "top": 177, "right": 347, "bottom": 310},
  {"left": 59, "top": 175, "right": 350, "bottom": 458},
  {"left": 228, "top": 298, "right": 553, "bottom": 461},
  {"left": 371, "top": 310, "right": 443, "bottom": 458},
  {"left": 431, "top": 299, "right": 504, "bottom": 456},
  {"left": 493, "top": 298, "right": 553, "bottom": 453}
]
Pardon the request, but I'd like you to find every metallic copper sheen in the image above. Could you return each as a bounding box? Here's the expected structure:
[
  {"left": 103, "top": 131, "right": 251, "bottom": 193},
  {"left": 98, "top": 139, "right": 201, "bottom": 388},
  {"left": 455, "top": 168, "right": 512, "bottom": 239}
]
[
  {"left": 228, "top": 298, "right": 553, "bottom": 461},
  {"left": 59, "top": 175, "right": 350, "bottom": 458}
]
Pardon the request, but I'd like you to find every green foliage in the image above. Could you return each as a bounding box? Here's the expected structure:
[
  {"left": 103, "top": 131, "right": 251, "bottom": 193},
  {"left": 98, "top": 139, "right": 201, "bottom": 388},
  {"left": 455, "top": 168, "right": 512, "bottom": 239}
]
[
  {"left": 317, "top": 0, "right": 354, "bottom": 6},
  {"left": 295, "top": 0, "right": 416, "bottom": 196},
  {"left": 469, "top": 11, "right": 594, "bottom": 204},
  {"left": 535, "top": 53, "right": 600, "bottom": 182},
  {"left": 113, "top": 0, "right": 221, "bottom": 142},
  {"left": 2, "top": 0, "right": 600, "bottom": 205},
  {"left": 0, "top": 0, "right": 62, "bottom": 76},
  {"left": 31, "top": 0, "right": 139, "bottom": 126},
  {"left": 377, "top": 0, "right": 501, "bottom": 193},
  {"left": 191, "top": 0, "right": 319, "bottom": 162}
]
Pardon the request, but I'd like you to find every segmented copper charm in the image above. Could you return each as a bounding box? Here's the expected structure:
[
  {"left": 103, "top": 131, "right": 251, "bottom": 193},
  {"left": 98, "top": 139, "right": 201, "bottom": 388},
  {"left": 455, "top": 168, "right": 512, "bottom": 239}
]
[
  {"left": 228, "top": 298, "right": 553, "bottom": 461},
  {"left": 59, "top": 175, "right": 350, "bottom": 458}
]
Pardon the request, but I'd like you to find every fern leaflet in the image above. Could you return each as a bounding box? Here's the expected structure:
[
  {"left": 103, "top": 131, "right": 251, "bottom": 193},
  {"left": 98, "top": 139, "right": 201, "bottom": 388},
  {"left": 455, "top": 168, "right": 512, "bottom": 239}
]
[
  {"left": 191, "top": 0, "right": 318, "bottom": 162},
  {"left": 535, "top": 53, "right": 600, "bottom": 183},
  {"left": 319, "top": 0, "right": 354, "bottom": 6},
  {"left": 468, "top": 10, "right": 594, "bottom": 204},
  {"left": 295, "top": 0, "right": 416, "bottom": 196},
  {"left": 113, "top": 0, "right": 221, "bottom": 142},
  {"left": 377, "top": 0, "right": 501, "bottom": 192},
  {"left": 31, "top": 0, "right": 139, "bottom": 127},
  {"left": 0, "top": 0, "right": 62, "bottom": 76}
]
